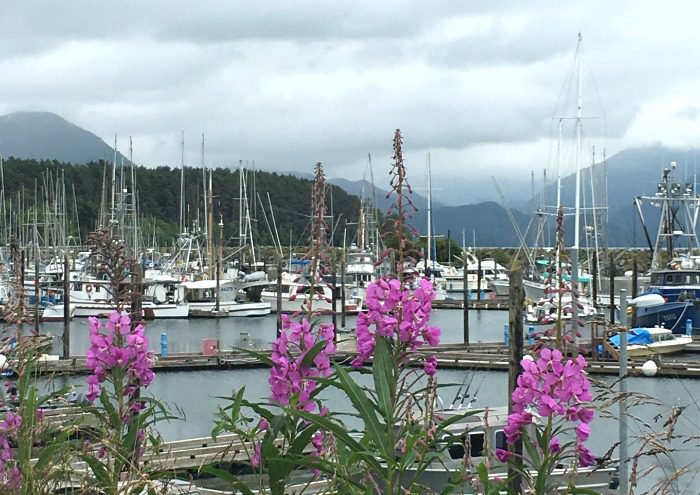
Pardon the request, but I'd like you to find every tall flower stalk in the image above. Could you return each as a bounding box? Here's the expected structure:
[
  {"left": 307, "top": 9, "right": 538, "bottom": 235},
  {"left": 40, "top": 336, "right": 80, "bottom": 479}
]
[
  {"left": 488, "top": 347, "right": 597, "bottom": 494},
  {"left": 210, "top": 132, "right": 472, "bottom": 494},
  {"left": 78, "top": 229, "right": 172, "bottom": 494},
  {"left": 303, "top": 162, "right": 332, "bottom": 316},
  {"left": 0, "top": 238, "right": 74, "bottom": 494}
]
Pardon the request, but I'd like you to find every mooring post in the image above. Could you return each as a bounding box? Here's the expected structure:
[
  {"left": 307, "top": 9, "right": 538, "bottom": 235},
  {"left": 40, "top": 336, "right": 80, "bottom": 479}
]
[
  {"left": 592, "top": 251, "right": 598, "bottom": 308},
  {"left": 131, "top": 262, "right": 142, "bottom": 323},
  {"left": 331, "top": 256, "right": 337, "bottom": 332},
  {"left": 463, "top": 249, "right": 469, "bottom": 344},
  {"left": 215, "top": 256, "right": 221, "bottom": 312},
  {"left": 34, "top": 257, "right": 40, "bottom": 333},
  {"left": 63, "top": 253, "right": 70, "bottom": 359},
  {"left": 477, "top": 255, "right": 482, "bottom": 302},
  {"left": 340, "top": 256, "right": 346, "bottom": 331},
  {"left": 609, "top": 253, "right": 616, "bottom": 323},
  {"left": 619, "top": 289, "right": 629, "bottom": 495},
  {"left": 507, "top": 267, "right": 524, "bottom": 493},
  {"left": 276, "top": 258, "right": 282, "bottom": 338}
]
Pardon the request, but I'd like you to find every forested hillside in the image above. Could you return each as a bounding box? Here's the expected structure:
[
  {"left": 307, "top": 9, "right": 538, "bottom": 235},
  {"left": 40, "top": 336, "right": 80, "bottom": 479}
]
[{"left": 0, "top": 157, "right": 360, "bottom": 249}]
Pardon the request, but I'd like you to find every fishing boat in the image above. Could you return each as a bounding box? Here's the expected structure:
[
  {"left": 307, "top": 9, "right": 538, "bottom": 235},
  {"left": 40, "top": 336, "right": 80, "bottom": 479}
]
[
  {"left": 178, "top": 279, "right": 270, "bottom": 317},
  {"left": 633, "top": 163, "right": 700, "bottom": 334},
  {"left": 69, "top": 277, "right": 191, "bottom": 319},
  {"left": 525, "top": 293, "right": 599, "bottom": 325},
  {"left": 388, "top": 403, "right": 618, "bottom": 493},
  {"left": 261, "top": 271, "right": 363, "bottom": 314},
  {"left": 605, "top": 327, "right": 692, "bottom": 358}
]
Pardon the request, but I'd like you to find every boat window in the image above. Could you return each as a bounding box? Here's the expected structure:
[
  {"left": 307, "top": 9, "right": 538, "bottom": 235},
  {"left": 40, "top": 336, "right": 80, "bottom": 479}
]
[
  {"left": 495, "top": 430, "right": 507, "bottom": 451},
  {"left": 469, "top": 432, "right": 485, "bottom": 458},
  {"left": 445, "top": 432, "right": 485, "bottom": 460},
  {"left": 447, "top": 436, "right": 465, "bottom": 460}
]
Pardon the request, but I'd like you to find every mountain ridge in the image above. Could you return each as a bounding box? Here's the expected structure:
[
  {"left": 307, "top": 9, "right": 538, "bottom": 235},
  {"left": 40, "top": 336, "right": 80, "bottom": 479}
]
[{"left": 0, "top": 111, "right": 693, "bottom": 247}]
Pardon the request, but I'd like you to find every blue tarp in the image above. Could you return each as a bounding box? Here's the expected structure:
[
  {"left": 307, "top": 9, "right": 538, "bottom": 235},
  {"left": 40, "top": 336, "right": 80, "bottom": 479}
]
[{"left": 608, "top": 328, "right": 653, "bottom": 347}]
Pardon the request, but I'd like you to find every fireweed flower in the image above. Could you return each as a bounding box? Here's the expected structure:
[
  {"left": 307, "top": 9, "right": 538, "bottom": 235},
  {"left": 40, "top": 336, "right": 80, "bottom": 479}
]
[
  {"left": 0, "top": 409, "right": 44, "bottom": 490},
  {"left": 505, "top": 347, "right": 595, "bottom": 466},
  {"left": 352, "top": 276, "right": 440, "bottom": 369},
  {"left": 269, "top": 314, "right": 335, "bottom": 412},
  {"left": 263, "top": 315, "right": 335, "bottom": 468},
  {"left": 85, "top": 311, "right": 155, "bottom": 402}
]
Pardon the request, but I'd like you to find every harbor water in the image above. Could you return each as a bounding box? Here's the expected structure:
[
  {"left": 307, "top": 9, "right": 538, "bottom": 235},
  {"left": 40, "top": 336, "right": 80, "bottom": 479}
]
[{"left": 39, "top": 310, "right": 700, "bottom": 493}]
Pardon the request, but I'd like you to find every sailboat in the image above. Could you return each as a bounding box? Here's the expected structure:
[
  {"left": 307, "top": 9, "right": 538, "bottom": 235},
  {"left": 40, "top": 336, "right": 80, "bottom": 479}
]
[{"left": 521, "top": 34, "right": 602, "bottom": 326}]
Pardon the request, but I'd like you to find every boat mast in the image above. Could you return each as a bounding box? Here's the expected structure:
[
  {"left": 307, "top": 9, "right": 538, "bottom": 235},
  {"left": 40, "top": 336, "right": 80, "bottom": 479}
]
[
  {"left": 427, "top": 152, "right": 433, "bottom": 272},
  {"left": 111, "top": 135, "right": 117, "bottom": 230},
  {"left": 0, "top": 155, "right": 5, "bottom": 245},
  {"left": 570, "top": 33, "right": 584, "bottom": 342},
  {"left": 180, "top": 131, "right": 185, "bottom": 234}
]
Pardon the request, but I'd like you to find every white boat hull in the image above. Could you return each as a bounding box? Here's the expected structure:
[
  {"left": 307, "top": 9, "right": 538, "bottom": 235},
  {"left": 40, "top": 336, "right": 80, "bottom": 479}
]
[
  {"left": 626, "top": 335, "right": 693, "bottom": 358},
  {"left": 188, "top": 300, "right": 271, "bottom": 317}
]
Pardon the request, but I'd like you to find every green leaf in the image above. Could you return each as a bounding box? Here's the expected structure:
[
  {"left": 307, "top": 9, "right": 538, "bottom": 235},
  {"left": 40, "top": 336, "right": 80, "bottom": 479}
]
[
  {"left": 289, "top": 422, "right": 317, "bottom": 456},
  {"left": 262, "top": 438, "right": 292, "bottom": 495},
  {"left": 293, "top": 409, "right": 384, "bottom": 473},
  {"left": 372, "top": 336, "right": 395, "bottom": 422},
  {"left": 81, "top": 454, "right": 112, "bottom": 487},
  {"left": 300, "top": 339, "right": 329, "bottom": 369},
  {"left": 333, "top": 362, "right": 391, "bottom": 459}
]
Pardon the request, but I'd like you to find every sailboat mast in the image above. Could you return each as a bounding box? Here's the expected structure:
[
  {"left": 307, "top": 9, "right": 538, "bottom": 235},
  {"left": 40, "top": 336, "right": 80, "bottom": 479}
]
[
  {"left": 570, "top": 33, "right": 584, "bottom": 344},
  {"left": 180, "top": 131, "right": 185, "bottom": 234},
  {"left": 111, "top": 135, "right": 117, "bottom": 228},
  {"left": 426, "top": 152, "right": 432, "bottom": 269},
  {"left": 0, "top": 155, "right": 5, "bottom": 244},
  {"left": 574, "top": 33, "right": 583, "bottom": 251},
  {"left": 130, "top": 137, "right": 137, "bottom": 258}
]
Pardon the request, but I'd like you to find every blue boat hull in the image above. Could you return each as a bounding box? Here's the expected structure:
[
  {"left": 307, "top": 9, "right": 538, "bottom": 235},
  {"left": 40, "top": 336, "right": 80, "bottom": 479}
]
[{"left": 635, "top": 300, "right": 698, "bottom": 334}]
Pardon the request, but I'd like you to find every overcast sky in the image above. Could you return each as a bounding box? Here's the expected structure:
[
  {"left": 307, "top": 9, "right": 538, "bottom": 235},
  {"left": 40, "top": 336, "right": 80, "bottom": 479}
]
[{"left": 2, "top": 1, "right": 699, "bottom": 204}]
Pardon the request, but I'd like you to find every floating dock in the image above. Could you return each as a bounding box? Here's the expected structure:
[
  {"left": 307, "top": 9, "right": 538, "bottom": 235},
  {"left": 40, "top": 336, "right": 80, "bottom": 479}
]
[{"left": 27, "top": 339, "right": 700, "bottom": 378}]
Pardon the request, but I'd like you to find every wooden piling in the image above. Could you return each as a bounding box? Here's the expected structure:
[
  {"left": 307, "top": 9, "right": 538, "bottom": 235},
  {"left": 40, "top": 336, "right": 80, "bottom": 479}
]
[
  {"left": 331, "top": 256, "right": 337, "bottom": 331},
  {"left": 215, "top": 256, "right": 221, "bottom": 313},
  {"left": 34, "top": 256, "right": 40, "bottom": 333},
  {"left": 477, "top": 255, "right": 482, "bottom": 302},
  {"left": 276, "top": 258, "right": 282, "bottom": 337},
  {"left": 507, "top": 267, "right": 524, "bottom": 493},
  {"left": 609, "top": 253, "right": 616, "bottom": 323},
  {"left": 341, "top": 256, "right": 346, "bottom": 330},
  {"left": 463, "top": 249, "right": 469, "bottom": 344},
  {"left": 63, "top": 253, "right": 70, "bottom": 359}
]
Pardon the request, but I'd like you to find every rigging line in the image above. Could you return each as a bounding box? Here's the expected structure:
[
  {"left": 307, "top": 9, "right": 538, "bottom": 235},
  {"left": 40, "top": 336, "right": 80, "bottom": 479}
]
[{"left": 256, "top": 192, "right": 282, "bottom": 257}]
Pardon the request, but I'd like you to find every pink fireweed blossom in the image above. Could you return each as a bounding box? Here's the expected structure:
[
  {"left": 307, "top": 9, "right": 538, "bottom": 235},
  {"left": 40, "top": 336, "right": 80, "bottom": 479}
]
[
  {"left": 351, "top": 276, "right": 440, "bottom": 368},
  {"left": 269, "top": 314, "right": 335, "bottom": 412},
  {"left": 85, "top": 311, "right": 155, "bottom": 402},
  {"left": 504, "top": 347, "right": 595, "bottom": 463},
  {"left": 0, "top": 409, "right": 43, "bottom": 490}
]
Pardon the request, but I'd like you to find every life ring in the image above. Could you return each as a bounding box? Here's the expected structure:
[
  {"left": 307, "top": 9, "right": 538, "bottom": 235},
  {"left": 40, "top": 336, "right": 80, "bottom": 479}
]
[{"left": 85, "top": 284, "right": 93, "bottom": 293}]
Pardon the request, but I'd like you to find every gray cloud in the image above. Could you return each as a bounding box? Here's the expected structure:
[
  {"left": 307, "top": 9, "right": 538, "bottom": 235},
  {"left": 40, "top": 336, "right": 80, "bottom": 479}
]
[{"left": 2, "top": 1, "right": 700, "bottom": 205}]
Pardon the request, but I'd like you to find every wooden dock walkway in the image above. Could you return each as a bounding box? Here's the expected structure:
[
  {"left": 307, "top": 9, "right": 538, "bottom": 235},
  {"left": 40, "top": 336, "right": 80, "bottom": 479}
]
[{"left": 27, "top": 339, "right": 700, "bottom": 378}]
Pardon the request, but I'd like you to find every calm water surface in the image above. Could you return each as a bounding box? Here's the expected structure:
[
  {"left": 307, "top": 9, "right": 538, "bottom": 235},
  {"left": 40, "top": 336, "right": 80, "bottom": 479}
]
[{"left": 41, "top": 310, "right": 700, "bottom": 492}]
